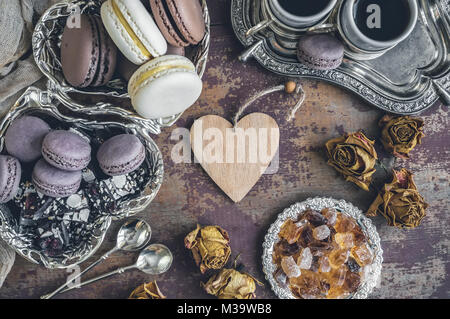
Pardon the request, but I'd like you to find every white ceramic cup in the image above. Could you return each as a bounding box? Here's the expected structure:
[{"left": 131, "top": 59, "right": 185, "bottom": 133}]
[
  {"left": 268, "top": 0, "right": 338, "bottom": 29},
  {"left": 338, "top": 0, "right": 418, "bottom": 52}
]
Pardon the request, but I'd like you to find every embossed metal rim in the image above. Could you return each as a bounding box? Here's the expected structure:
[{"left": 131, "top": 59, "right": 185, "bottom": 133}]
[
  {"left": 262, "top": 197, "right": 383, "bottom": 299},
  {"left": 231, "top": 0, "right": 450, "bottom": 115},
  {"left": 32, "top": 0, "right": 211, "bottom": 134},
  {"left": 0, "top": 87, "right": 164, "bottom": 269}
]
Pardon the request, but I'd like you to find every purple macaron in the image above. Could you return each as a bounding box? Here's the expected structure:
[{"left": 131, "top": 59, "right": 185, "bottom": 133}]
[
  {"left": 42, "top": 130, "right": 91, "bottom": 171},
  {"left": 0, "top": 155, "right": 22, "bottom": 203},
  {"left": 297, "top": 34, "right": 344, "bottom": 70},
  {"left": 5, "top": 116, "right": 51, "bottom": 162},
  {"left": 32, "top": 159, "right": 81, "bottom": 198},
  {"left": 97, "top": 134, "right": 146, "bottom": 176}
]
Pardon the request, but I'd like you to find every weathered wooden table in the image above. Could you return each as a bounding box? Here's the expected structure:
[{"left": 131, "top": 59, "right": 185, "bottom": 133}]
[{"left": 0, "top": 0, "right": 448, "bottom": 299}]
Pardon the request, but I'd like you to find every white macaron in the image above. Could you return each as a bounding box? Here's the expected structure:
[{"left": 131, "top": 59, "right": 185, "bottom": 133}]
[
  {"left": 128, "top": 55, "right": 203, "bottom": 119},
  {"left": 101, "top": 0, "right": 167, "bottom": 65}
]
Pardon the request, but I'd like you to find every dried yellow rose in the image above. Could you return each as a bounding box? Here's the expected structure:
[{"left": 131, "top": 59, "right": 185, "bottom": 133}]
[
  {"left": 379, "top": 115, "right": 424, "bottom": 159},
  {"left": 202, "top": 268, "right": 260, "bottom": 299},
  {"left": 325, "top": 131, "right": 377, "bottom": 191},
  {"left": 367, "top": 168, "right": 428, "bottom": 228},
  {"left": 128, "top": 281, "right": 166, "bottom": 299}
]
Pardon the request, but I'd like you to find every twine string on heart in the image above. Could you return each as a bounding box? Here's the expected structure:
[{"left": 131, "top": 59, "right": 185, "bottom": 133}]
[
  {"left": 233, "top": 81, "right": 305, "bottom": 130},
  {"left": 191, "top": 81, "right": 303, "bottom": 202}
]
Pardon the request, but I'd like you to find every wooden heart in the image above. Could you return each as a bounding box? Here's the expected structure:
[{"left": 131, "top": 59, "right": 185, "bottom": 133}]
[{"left": 190, "top": 113, "right": 280, "bottom": 202}]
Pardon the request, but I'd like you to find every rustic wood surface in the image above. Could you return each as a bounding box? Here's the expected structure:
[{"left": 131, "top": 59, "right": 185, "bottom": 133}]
[{"left": 0, "top": 0, "right": 448, "bottom": 299}]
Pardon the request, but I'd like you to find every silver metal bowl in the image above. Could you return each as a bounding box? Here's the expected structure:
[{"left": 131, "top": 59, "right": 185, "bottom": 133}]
[
  {"left": 0, "top": 87, "right": 164, "bottom": 269},
  {"left": 262, "top": 197, "right": 383, "bottom": 299},
  {"left": 32, "top": 0, "right": 211, "bottom": 134}
]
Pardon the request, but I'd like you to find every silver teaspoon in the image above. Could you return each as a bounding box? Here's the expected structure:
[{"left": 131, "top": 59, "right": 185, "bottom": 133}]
[
  {"left": 41, "top": 219, "right": 152, "bottom": 299},
  {"left": 56, "top": 244, "right": 173, "bottom": 296}
]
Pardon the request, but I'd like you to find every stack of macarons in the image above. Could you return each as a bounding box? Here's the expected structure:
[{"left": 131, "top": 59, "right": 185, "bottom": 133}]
[
  {"left": 0, "top": 116, "right": 147, "bottom": 202},
  {"left": 35, "top": 130, "right": 91, "bottom": 198},
  {"left": 61, "top": 0, "right": 206, "bottom": 120}
]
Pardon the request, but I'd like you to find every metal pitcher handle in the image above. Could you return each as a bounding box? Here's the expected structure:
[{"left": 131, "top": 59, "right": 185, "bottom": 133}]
[{"left": 245, "top": 18, "right": 273, "bottom": 38}]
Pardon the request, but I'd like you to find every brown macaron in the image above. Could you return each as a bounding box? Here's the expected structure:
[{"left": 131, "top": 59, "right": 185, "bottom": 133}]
[
  {"left": 166, "top": 44, "right": 185, "bottom": 56},
  {"left": 61, "top": 14, "right": 117, "bottom": 88},
  {"left": 117, "top": 52, "right": 139, "bottom": 82},
  {"left": 91, "top": 16, "right": 117, "bottom": 87},
  {"left": 150, "top": 0, "right": 206, "bottom": 47}
]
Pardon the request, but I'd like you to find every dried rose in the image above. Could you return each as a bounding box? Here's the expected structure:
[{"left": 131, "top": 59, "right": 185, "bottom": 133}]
[
  {"left": 366, "top": 168, "right": 428, "bottom": 228},
  {"left": 202, "top": 268, "right": 261, "bottom": 299},
  {"left": 325, "top": 131, "right": 378, "bottom": 191},
  {"left": 128, "top": 281, "right": 166, "bottom": 299},
  {"left": 379, "top": 115, "right": 424, "bottom": 159},
  {"left": 185, "top": 224, "right": 231, "bottom": 273}
]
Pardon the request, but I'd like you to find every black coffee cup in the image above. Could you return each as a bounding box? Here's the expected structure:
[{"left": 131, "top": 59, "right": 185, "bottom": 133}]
[
  {"left": 269, "top": 0, "right": 337, "bottom": 28},
  {"left": 339, "top": 0, "right": 418, "bottom": 52}
]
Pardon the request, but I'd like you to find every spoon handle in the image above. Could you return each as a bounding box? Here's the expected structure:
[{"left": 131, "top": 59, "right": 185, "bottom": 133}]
[
  {"left": 56, "top": 264, "right": 137, "bottom": 296},
  {"left": 40, "top": 247, "right": 119, "bottom": 299}
]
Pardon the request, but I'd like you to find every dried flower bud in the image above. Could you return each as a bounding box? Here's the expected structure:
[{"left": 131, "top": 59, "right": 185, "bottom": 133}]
[
  {"left": 367, "top": 168, "right": 428, "bottom": 228},
  {"left": 185, "top": 224, "right": 231, "bottom": 273},
  {"left": 325, "top": 131, "right": 377, "bottom": 191},
  {"left": 202, "top": 268, "right": 261, "bottom": 299},
  {"left": 128, "top": 281, "right": 166, "bottom": 299},
  {"left": 379, "top": 115, "right": 424, "bottom": 159}
]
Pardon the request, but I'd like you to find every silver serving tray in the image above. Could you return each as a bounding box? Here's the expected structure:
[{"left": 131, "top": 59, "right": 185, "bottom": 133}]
[
  {"left": 232, "top": 0, "right": 450, "bottom": 115},
  {"left": 0, "top": 87, "right": 164, "bottom": 269},
  {"left": 32, "top": 0, "right": 211, "bottom": 134},
  {"left": 262, "top": 197, "right": 383, "bottom": 299}
]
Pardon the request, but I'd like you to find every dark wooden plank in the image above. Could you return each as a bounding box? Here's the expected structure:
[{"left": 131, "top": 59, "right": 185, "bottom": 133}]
[{"left": 208, "top": 0, "right": 231, "bottom": 26}]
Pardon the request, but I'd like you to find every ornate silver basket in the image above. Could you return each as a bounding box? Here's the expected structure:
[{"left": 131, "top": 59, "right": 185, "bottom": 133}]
[
  {"left": 262, "top": 197, "right": 383, "bottom": 299},
  {"left": 0, "top": 87, "right": 164, "bottom": 269},
  {"left": 32, "top": 0, "right": 211, "bottom": 134}
]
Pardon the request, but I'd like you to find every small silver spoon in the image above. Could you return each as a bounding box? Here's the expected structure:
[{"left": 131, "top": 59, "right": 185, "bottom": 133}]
[
  {"left": 56, "top": 244, "right": 173, "bottom": 296},
  {"left": 41, "top": 219, "right": 152, "bottom": 299}
]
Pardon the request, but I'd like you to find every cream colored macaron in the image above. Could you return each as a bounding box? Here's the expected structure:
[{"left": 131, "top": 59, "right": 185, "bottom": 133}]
[
  {"left": 101, "top": 0, "right": 167, "bottom": 65},
  {"left": 128, "top": 55, "right": 203, "bottom": 119}
]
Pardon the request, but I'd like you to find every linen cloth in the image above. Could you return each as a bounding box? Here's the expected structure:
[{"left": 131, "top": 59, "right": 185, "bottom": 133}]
[
  {"left": 0, "top": 240, "right": 15, "bottom": 288},
  {"left": 0, "top": 0, "right": 58, "bottom": 116},
  {"left": 0, "top": 0, "right": 58, "bottom": 286}
]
